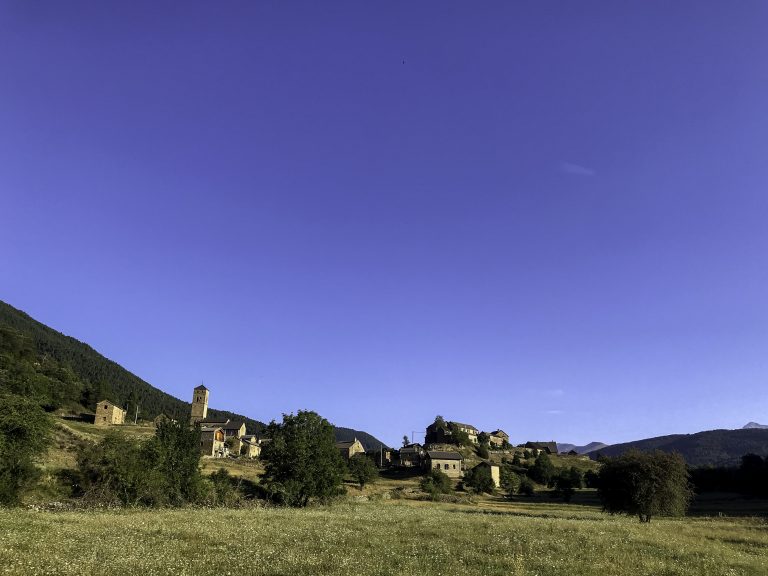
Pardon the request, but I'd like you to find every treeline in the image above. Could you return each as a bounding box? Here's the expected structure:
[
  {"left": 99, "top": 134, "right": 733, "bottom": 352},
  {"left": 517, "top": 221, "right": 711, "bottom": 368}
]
[
  {"left": 0, "top": 302, "right": 264, "bottom": 434},
  {"left": 691, "top": 454, "right": 768, "bottom": 497}
]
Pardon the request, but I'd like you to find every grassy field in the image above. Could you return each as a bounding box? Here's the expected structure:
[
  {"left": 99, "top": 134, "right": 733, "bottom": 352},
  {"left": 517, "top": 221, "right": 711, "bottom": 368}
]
[{"left": 2, "top": 500, "right": 767, "bottom": 576}]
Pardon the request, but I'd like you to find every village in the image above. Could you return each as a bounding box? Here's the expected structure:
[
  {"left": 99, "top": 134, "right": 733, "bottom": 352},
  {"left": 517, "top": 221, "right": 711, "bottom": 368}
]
[{"left": 92, "top": 384, "right": 580, "bottom": 491}]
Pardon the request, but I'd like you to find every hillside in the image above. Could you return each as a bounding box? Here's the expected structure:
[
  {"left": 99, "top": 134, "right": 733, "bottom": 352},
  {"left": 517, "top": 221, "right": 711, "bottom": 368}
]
[
  {"left": 592, "top": 428, "right": 768, "bottom": 467},
  {"left": 0, "top": 300, "right": 387, "bottom": 447},
  {"left": 334, "top": 426, "right": 390, "bottom": 451}
]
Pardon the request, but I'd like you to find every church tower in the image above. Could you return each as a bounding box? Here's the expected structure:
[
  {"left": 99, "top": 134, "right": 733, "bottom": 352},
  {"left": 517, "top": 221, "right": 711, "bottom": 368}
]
[{"left": 190, "top": 384, "right": 209, "bottom": 425}]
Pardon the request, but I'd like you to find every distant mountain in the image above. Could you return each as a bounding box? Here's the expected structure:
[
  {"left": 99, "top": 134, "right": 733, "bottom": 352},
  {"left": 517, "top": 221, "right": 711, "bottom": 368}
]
[
  {"left": 557, "top": 442, "right": 607, "bottom": 455},
  {"left": 334, "top": 426, "right": 389, "bottom": 451},
  {"left": 743, "top": 422, "right": 768, "bottom": 430},
  {"left": 0, "top": 300, "right": 387, "bottom": 446},
  {"left": 592, "top": 429, "right": 768, "bottom": 468}
]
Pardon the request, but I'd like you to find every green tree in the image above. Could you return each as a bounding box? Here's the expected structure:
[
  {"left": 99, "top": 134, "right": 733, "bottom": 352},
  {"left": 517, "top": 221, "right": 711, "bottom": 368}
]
[
  {"left": 553, "top": 467, "right": 583, "bottom": 502},
  {"left": 402, "top": 435, "right": 410, "bottom": 447},
  {"left": 598, "top": 450, "right": 693, "bottom": 523},
  {"left": 0, "top": 394, "right": 52, "bottom": 506},
  {"left": 420, "top": 467, "right": 453, "bottom": 498},
  {"left": 519, "top": 476, "right": 535, "bottom": 496},
  {"left": 464, "top": 464, "right": 495, "bottom": 494},
  {"left": 476, "top": 443, "right": 490, "bottom": 459},
  {"left": 347, "top": 453, "right": 378, "bottom": 490},
  {"left": 261, "top": 410, "right": 345, "bottom": 507},
  {"left": 529, "top": 452, "right": 555, "bottom": 485},
  {"left": 500, "top": 466, "right": 521, "bottom": 494},
  {"left": 144, "top": 420, "right": 203, "bottom": 505},
  {"left": 477, "top": 432, "right": 490, "bottom": 446}
]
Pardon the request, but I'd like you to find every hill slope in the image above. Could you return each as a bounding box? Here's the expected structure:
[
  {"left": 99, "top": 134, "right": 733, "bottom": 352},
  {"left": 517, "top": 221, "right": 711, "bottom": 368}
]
[
  {"left": 0, "top": 300, "right": 388, "bottom": 447},
  {"left": 592, "top": 429, "right": 768, "bottom": 467},
  {"left": 557, "top": 442, "right": 607, "bottom": 455}
]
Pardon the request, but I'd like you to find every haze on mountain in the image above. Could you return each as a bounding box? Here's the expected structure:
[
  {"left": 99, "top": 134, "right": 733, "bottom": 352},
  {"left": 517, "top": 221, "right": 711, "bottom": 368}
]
[{"left": 743, "top": 422, "right": 768, "bottom": 430}]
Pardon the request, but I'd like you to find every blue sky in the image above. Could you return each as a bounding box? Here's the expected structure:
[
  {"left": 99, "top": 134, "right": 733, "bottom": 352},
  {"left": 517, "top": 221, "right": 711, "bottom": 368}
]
[{"left": 2, "top": 2, "right": 767, "bottom": 446}]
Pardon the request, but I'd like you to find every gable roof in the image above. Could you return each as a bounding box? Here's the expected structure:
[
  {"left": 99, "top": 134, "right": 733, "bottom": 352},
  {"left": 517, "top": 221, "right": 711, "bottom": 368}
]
[
  {"left": 451, "top": 422, "right": 478, "bottom": 432},
  {"left": 222, "top": 420, "right": 245, "bottom": 431},
  {"left": 194, "top": 384, "right": 208, "bottom": 391},
  {"left": 199, "top": 418, "right": 230, "bottom": 425},
  {"left": 336, "top": 439, "right": 361, "bottom": 449},
  {"left": 489, "top": 430, "right": 509, "bottom": 437},
  {"left": 525, "top": 441, "right": 558, "bottom": 454},
  {"left": 427, "top": 450, "right": 463, "bottom": 461}
]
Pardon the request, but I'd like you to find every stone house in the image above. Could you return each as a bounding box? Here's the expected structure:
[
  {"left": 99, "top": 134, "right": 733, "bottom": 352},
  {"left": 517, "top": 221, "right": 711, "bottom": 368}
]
[
  {"left": 336, "top": 438, "right": 366, "bottom": 460},
  {"left": 94, "top": 400, "right": 126, "bottom": 426},
  {"left": 524, "top": 441, "right": 558, "bottom": 455},
  {"left": 399, "top": 443, "right": 425, "bottom": 467},
  {"left": 200, "top": 426, "right": 227, "bottom": 457},
  {"left": 452, "top": 422, "right": 479, "bottom": 444},
  {"left": 488, "top": 430, "right": 510, "bottom": 447},
  {"left": 425, "top": 450, "right": 463, "bottom": 478},
  {"left": 240, "top": 435, "right": 262, "bottom": 458}
]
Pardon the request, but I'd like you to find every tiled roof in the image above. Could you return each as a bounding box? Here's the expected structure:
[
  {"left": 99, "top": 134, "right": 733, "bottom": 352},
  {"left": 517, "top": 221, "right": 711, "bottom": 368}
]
[{"left": 427, "top": 451, "right": 463, "bottom": 460}]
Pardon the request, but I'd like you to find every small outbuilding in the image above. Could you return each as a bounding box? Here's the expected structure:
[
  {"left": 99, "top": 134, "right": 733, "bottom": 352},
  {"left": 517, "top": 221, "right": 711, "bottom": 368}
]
[
  {"left": 94, "top": 400, "right": 126, "bottom": 426},
  {"left": 425, "top": 450, "right": 464, "bottom": 478},
  {"left": 336, "top": 438, "right": 366, "bottom": 460}
]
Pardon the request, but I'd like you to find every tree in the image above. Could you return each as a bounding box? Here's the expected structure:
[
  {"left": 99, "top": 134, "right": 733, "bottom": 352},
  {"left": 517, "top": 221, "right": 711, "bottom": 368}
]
[
  {"left": 553, "top": 467, "right": 583, "bottom": 502},
  {"left": 0, "top": 394, "right": 52, "bottom": 506},
  {"left": 519, "top": 476, "right": 535, "bottom": 496},
  {"left": 144, "top": 420, "right": 203, "bottom": 505},
  {"left": 420, "top": 467, "right": 453, "bottom": 498},
  {"left": 529, "top": 452, "right": 555, "bottom": 485},
  {"left": 261, "top": 410, "right": 345, "bottom": 507},
  {"left": 512, "top": 453, "right": 522, "bottom": 466},
  {"left": 500, "top": 467, "right": 522, "bottom": 497},
  {"left": 347, "top": 453, "right": 378, "bottom": 490},
  {"left": 477, "top": 432, "right": 490, "bottom": 446},
  {"left": 402, "top": 435, "right": 410, "bottom": 447},
  {"left": 476, "top": 443, "right": 490, "bottom": 459},
  {"left": 464, "top": 464, "right": 495, "bottom": 494},
  {"left": 598, "top": 450, "right": 693, "bottom": 523}
]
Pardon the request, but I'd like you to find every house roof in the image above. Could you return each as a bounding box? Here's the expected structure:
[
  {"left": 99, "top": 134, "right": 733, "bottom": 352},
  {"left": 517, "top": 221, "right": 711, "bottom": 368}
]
[
  {"left": 336, "top": 439, "right": 361, "bottom": 449},
  {"left": 200, "top": 426, "right": 222, "bottom": 433},
  {"left": 525, "top": 441, "right": 558, "bottom": 454},
  {"left": 489, "top": 430, "right": 509, "bottom": 437},
  {"left": 474, "top": 461, "right": 499, "bottom": 469},
  {"left": 222, "top": 421, "right": 245, "bottom": 431},
  {"left": 427, "top": 450, "right": 463, "bottom": 461},
  {"left": 194, "top": 384, "right": 208, "bottom": 391},
  {"left": 451, "top": 422, "right": 478, "bottom": 432},
  {"left": 199, "top": 418, "right": 230, "bottom": 425}
]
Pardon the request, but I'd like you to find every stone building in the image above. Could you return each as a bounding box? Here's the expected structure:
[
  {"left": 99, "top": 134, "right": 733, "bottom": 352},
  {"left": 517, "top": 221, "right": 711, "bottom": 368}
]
[
  {"left": 190, "top": 384, "right": 209, "bottom": 425},
  {"left": 336, "top": 438, "right": 366, "bottom": 460},
  {"left": 488, "top": 430, "right": 510, "bottom": 447},
  {"left": 452, "top": 422, "right": 479, "bottom": 444},
  {"left": 240, "top": 435, "right": 262, "bottom": 458},
  {"left": 200, "top": 426, "right": 227, "bottom": 458},
  {"left": 399, "top": 443, "right": 425, "bottom": 467},
  {"left": 94, "top": 400, "right": 126, "bottom": 426},
  {"left": 524, "top": 441, "right": 558, "bottom": 455},
  {"left": 425, "top": 450, "right": 463, "bottom": 478}
]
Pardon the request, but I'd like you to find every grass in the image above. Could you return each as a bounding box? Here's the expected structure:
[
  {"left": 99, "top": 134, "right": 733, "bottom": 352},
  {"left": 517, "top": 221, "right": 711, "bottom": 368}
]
[{"left": 2, "top": 500, "right": 766, "bottom": 576}]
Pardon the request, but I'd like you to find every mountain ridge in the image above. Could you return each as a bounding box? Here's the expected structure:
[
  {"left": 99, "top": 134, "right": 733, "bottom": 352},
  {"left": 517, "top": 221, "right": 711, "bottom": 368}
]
[{"left": 0, "top": 300, "right": 388, "bottom": 449}]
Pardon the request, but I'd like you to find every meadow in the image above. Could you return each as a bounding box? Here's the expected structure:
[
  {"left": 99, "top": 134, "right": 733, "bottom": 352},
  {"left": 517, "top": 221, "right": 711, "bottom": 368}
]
[{"left": 2, "top": 500, "right": 766, "bottom": 576}]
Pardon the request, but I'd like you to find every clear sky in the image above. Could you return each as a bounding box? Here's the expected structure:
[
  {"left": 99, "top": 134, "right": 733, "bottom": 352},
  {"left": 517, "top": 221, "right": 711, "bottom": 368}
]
[{"left": 2, "top": 2, "right": 767, "bottom": 447}]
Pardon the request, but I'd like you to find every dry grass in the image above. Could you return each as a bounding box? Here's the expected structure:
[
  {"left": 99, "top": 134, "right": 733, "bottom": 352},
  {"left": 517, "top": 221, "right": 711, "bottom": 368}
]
[{"left": 2, "top": 500, "right": 766, "bottom": 576}]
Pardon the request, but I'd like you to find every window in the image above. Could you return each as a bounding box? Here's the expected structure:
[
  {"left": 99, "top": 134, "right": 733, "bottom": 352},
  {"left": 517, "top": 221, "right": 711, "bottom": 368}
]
[
  {"left": 434, "top": 463, "right": 440, "bottom": 469},
  {"left": 104, "top": 404, "right": 108, "bottom": 409},
  {"left": 444, "top": 464, "right": 449, "bottom": 470}
]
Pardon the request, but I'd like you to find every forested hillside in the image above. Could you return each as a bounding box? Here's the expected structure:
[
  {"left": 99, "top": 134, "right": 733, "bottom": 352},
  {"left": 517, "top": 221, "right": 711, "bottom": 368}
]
[
  {"left": 0, "top": 300, "right": 389, "bottom": 446},
  {"left": 593, "top": 428, "right": 768, "bottom": 467},
  {"left": 0, "top": 301, "right": 265, "bottom": 432}
]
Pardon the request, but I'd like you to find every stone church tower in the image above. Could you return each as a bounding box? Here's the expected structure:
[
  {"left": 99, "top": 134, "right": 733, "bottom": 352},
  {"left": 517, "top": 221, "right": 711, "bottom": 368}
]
[{"left": 190, "top": 384, "right": 209, "bottom": 425}]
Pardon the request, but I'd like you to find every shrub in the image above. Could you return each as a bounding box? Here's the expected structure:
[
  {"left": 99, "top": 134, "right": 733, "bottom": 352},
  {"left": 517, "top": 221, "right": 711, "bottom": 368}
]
[
  {"left": 0, "top": 394, "right": 52, "bottom": 506},
  {"left": 519, "top": 476, "right": 535, "bottom": 496},
  {"left": 463, "top": 465, "right": 495, "bottom": 494},
  {"left": 348, "top": 454, "right": 378, "bottom": 489},
  {"left": 598, "top": 450, "right": 693, "bottom": 522},
  {"left": 420, "top": 468, "right": 453, "bottom": 498},
  {"left": 529, "top": 452, "right": 555, "bottom": 485}
]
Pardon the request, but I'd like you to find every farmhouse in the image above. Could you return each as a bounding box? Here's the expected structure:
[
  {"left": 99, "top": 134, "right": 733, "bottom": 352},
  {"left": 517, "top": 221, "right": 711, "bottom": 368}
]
[
  {"left": 452, "top": 422, "right": 479, "bottom": 444},
  {"left": 488, "top": 430, "right": 509, "bottom": 447},
  {"left": 524, "top": 441, "right": 558, "bottom": 455},
  {"left": 200, "top": 426, "right": 227, "bottom": 457},
  {"left": 240, "top": 435, "right": 262, "bottom": 458},
  {"left": 399, "top": 443, "right": 425, "bottom": 467},
  {"left": 336, "top": 438, "right": 366, "bottom": 460},
  {"left": 94, "top": 400, "right": 125, "bottom": 426},
  {"left": 425, "top": 450, "right": 463, "bottom": 478}
]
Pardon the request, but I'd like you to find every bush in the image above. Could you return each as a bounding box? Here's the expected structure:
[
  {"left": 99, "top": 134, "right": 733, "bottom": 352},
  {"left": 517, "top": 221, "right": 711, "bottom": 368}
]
[
  {"left": 598, "top": 450, "right": 693, "bottom": 523},
  {"left": 420, "top": 468, "right": 453, "bottom": 498},
  {"left": 519, "top": 477, "right": 535, "bottom": 496},
  {"left": 500, "top": 466, "right": 521, "bottom": 496},
  {"left": 463, "top": 465, "right": 495, "bottom": 494},
  {"left": 476, "top": 443, "right": 490, "bottom": 459},
  {"left": 208, "top": 468, "right": 240, "bottom": 506},
  {"left": 348, "top": 454, "right": 378, "bottom": 489},
  {"left": 0, "top": 394, "right": 52, "bottom": 506},
  {"left": 529, "top": 452, "right": 555, "bottom": 485}
]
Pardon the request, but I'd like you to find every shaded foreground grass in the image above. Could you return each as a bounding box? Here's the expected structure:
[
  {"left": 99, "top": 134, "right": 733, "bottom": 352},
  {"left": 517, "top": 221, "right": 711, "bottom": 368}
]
[{"left": 1, "top": 501, "right": 767, "bottom": 576}]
